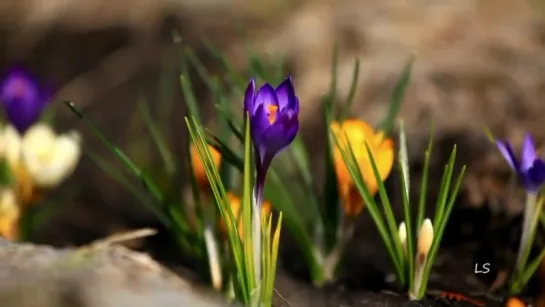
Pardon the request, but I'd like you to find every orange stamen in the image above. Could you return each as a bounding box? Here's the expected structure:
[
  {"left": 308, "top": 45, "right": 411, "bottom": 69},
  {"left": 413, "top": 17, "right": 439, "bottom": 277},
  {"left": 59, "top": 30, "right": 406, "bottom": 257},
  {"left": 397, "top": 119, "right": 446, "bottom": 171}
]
[{"left": 268, "top": 105, "right": 278, "bottom": 124}]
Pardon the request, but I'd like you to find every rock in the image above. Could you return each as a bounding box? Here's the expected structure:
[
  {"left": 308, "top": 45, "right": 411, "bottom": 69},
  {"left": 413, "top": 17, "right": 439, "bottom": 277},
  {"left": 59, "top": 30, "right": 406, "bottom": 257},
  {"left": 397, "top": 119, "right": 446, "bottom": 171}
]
[{"left": 0, "top": 239, "right": 236, "bottom": 307}]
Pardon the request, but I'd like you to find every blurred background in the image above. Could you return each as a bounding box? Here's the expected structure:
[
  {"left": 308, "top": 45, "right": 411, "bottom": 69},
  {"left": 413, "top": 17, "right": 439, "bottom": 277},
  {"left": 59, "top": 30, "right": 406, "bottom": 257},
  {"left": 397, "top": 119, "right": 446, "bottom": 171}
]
[{"left": 5, "top": 0, "right": 545, "bottom": 304}]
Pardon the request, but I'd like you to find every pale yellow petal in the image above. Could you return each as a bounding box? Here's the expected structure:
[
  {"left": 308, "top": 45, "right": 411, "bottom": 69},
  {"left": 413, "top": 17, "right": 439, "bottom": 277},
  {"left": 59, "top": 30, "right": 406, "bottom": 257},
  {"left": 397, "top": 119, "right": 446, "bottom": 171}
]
[
  {"left": 4, "top": 125, "right": 22, "bottom": 168},
  {"left": 21, "top": 123, "right": 57, "bottom": 159},
  {"left": 22, "top": 130, "right": 82, "bottom": 188},
  {"left": 417, "top": 218, "right": 434, "bottom": 257},
  {"left": 398, "top": 221, "right": 407, "bottom": 246}
]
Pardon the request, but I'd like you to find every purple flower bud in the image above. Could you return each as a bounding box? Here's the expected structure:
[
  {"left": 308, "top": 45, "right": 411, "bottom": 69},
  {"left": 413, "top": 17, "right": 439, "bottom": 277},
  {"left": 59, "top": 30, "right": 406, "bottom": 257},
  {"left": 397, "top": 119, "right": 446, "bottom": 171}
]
[
  {"left": 0, "top": 67, "right": 49, "bottom": 133},
  {"left": 497, "top": 133, "right": 545, "bottom": 192}
]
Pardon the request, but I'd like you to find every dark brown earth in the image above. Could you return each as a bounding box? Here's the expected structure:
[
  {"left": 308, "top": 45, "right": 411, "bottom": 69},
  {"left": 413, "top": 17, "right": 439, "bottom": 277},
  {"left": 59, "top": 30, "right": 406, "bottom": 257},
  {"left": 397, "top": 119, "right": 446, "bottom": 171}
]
[{"left": 1, "top": 0, "right": 545, "bottom": 306}]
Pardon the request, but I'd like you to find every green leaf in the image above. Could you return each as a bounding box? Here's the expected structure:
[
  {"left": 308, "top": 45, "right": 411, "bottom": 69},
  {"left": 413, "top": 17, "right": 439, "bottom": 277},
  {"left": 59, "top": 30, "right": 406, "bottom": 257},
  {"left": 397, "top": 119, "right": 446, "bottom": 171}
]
[
  {"left": 186, "top": 116, "right": 249, "bottom": 302},
  {"left": 64, "top": 101, "right": 165, "bottom": 204},
  {"left": 378, "top": 55, "right": 415, "bottom": 136},
  {"left": 397, "top": 122, "right": 414, "bottom": 289},
  {"left": 519, "top": 247, "right": 545, "bottom": 289},
  {"left": 0, "top": 158, "right": 14, "bottom": 186},
  {"left": 338, "top": 58, "right": 360, "bottom": 122},
  {"left": 180, "top": 75, "right": 202, "bottom": 122},
  {"left": 204, "top": 40, "right": 247, "bottom": 90},
  {"left": 417, "top": 122, "right": 434, "bottom": 231},
  {"left": 433, "top": 147, "right": 458, "bottom": 227},
  {"left": 364, "top": 141, "right": 405, "bottom": 279},
  {"left": 261, "top": 212, "right": 282, "bottom": 307},
  {"left": 138, "top": 98, "right": 177, "bottom": 175},
  {"left": 241, "top": 112, "right": 256, "bottom": 292}
]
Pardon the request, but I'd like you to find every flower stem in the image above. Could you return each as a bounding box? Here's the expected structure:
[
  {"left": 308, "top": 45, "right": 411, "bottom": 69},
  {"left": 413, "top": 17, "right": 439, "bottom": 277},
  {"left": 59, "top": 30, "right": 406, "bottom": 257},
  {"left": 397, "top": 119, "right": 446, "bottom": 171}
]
[
  {"left": 203, "top": 223, "right": 222, "bottom": 290},
  {"left": 252, "top": 184, "right": 263, "bottom": 289},
  {"left": 515, "top": 191, "right": 540, "bottom": 275}
]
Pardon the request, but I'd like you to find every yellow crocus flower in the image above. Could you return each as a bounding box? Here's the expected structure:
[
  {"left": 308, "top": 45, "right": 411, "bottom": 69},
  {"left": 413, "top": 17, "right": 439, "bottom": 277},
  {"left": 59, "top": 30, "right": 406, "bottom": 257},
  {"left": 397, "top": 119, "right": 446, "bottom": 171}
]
[
  {"left": 190, "top": 143, "right": 221, "bottom": 188},
  {"left": 330, "top": 119, "right": 394, "bottom": 216},
  {"left": 0, "top": 189, "right": 20, "bottom": 240}
]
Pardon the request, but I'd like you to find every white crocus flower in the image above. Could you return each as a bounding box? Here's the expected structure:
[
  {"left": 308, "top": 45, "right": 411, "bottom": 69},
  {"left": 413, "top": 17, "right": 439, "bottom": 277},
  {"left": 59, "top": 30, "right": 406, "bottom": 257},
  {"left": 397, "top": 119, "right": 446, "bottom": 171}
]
[
  {"left": 20, "top": 123, "right": 82, "bottom": 189},
  {"left": 3, "top": 125, "right": 22, "bottom": 167}
]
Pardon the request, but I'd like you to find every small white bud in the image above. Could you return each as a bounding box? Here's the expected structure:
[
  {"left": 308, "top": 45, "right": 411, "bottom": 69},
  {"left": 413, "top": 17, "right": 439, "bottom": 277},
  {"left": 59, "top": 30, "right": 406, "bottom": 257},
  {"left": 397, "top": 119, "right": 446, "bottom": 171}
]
[
  {"left": 398, "top": 221, "right": 407, "bottom": 246},
  {"left": 417, "top": 218, "right": 434, "bottom": 260}
]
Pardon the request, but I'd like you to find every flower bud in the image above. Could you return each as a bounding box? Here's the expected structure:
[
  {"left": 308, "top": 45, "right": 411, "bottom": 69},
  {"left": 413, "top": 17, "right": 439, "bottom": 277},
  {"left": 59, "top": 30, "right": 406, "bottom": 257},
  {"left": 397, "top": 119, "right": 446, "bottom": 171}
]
[{"left": 417, "top": 218, "right": 434, "bottom": 263}]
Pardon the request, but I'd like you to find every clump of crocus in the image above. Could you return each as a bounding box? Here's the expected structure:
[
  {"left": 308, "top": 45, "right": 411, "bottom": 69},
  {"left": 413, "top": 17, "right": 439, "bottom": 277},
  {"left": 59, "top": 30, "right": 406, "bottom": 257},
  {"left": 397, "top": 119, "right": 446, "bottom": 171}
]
[
  {"left": 496, "top": 133, "right": 545, "bottom": 290},
  {"left": 191, "top": 143, "right": 221, "bottom": 188},
  {"left": 0, "top": 123, "right": 82, "bottom": 239},
  {"left": 243, "top": 76, "right": 299, "bottom": 283},
  {"left": 398, "top": 219, "right": 434, "bottom": 299},
  {"left": 0, "top": 67, "right": 49, "bottom": 133},
  {"left": 330, "top": 119, "right": 394, "bottom": 216},
  {"left": 220, "top": 192, "right": 272, "bottom": 240}
]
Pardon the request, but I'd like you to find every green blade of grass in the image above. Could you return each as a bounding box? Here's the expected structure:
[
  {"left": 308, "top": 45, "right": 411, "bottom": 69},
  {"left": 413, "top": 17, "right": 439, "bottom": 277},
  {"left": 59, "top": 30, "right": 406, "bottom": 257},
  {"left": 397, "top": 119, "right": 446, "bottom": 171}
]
[
  {"left": 321, "top": 96, "right": 341, "bottom": 252},
  {"left": 338, "top": 58, "right": 360, "bottom": 122},
  {"left": 330, "top": 43, "right": 339, "bottom": 108},
  {"left": 397, "top": 122, "right": 414, "bottom": 289},
  {"left": 364, "top": 140, "right": 406, "bottom": 279},
  {"left": 137, "top": 98, "right": 177, "bottom": 175},
  {"left": 378, "top": 55, "right": 415, "bottom": 136},
  {"left": 519, "top": 247, "right": 545, "bottom": 290},
  {"left": 214, "top": 103, "right": 244, "bottom": 140},
  {"left": 186, "top": 117, "right": 249, "bottom": 301},
  {"left": 433, "top": 147, "right": 457, "bottom": 226},
  {"left": 262, "top": 212, "right": 282, "bottom": 306},
  {"left": 203, "top": 40, "right": 247, "bottom": 90},
  {"left": 0, "top": 158, "right": 14, "bottom": 186},
  {"left": 417, "top": 123, "right": 435, "bottom": 231},
  {"left": 241, "top": 112, "right": 257, "bottom": 291},
  {"left": 180, "top": 75, "right": 202, "bottom": 122},
  {"left": 64, "top": 101, "right": 165, "bottom": 203}
]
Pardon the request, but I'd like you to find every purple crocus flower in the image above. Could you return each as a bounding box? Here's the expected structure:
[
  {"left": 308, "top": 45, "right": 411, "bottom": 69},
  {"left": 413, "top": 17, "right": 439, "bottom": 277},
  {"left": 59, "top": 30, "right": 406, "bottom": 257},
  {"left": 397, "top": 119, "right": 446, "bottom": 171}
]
[
  {"left": 243, "top": 77, "right": 299, "bottom": 284},
  {"left": 0, "top": 67, "right": 49, "bottom": 133},
  {"left": 496, "top": 133, "right": 545, "bottom": 192},
  {"left": 243, "top": 77, "right": 300, "bottom": 194}
]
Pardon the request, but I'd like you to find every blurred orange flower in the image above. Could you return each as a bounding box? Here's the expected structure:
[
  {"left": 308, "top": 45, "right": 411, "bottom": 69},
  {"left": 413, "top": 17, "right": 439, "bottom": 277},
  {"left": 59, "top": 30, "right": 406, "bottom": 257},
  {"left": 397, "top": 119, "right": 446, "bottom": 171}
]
[
  {"left": 330, "top": 119, "right": 394, "bottom": 216},
  {"left": 220, "top": 192, "right": 272, "bottom": 240},
  {"left": 190, "top": 143, "right": 221, "bottom": 188},
  {"left": 0, "top": 189, "right": 20, "bottom": 240}
]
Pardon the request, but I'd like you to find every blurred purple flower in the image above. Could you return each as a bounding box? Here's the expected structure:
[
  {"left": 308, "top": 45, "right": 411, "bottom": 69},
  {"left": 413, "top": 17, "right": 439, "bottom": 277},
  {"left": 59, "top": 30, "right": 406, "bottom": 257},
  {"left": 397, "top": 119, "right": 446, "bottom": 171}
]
[
  {"left": 243, "top": 77, "right": 300, "bottom": 191},
  {"left": 0, "top": 67, "right": 49, "bottom": 133},
  {"left": 497, "top": 133, "right": 545, "bottom": 192}
]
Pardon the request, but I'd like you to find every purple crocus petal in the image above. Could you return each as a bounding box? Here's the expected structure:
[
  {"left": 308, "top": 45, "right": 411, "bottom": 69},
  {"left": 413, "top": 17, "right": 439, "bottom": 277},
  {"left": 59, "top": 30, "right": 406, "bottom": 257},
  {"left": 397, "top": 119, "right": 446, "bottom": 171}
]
[
  {"left": 521, "top": 133, "right": 537, "bottom": 172},
  {"left": 244, "top": 78, "right": 256, "bottom": 114},
  {"left": 274, "top": 77, "right": 297, "bottom": 111},
  {"left": 250, "top": 103, "right": 271, "bottom": 146},
  {"left": 0, "top": 68, "right": 46, "bottom": 133},
  {"left": 5, "top": 98, "right": 43, "bottom": 133},
  {"left": 522, "top": 158, "right": 545, "bottom": 191},
  {"left": 254, "top": 84, "right": 279, "bottom": 111},
  {"left": 258, "top": 109, "right": 299, "bottom": 159},
  {"left": 496, "top": 140, "right": 518, "bottom": 170},
  {"left": 0, "top": 68, "right": 40, "bottom": 106}
]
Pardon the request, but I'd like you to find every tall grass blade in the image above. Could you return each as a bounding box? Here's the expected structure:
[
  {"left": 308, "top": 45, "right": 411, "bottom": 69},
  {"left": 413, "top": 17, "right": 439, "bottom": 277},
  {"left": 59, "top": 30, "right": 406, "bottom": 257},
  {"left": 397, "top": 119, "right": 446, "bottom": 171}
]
[
  {"left": 138, "top": 98, "right": 177, "bottom": 175},
  {"left": 379, "top": 55, "right": 415, "bottom": 136},
  {"left": 64, "top": 101, "right": 164, "bottom": 203},
  {"left": 338, "top": 58, "right": 360, "bottom": 122}
]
